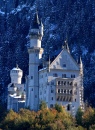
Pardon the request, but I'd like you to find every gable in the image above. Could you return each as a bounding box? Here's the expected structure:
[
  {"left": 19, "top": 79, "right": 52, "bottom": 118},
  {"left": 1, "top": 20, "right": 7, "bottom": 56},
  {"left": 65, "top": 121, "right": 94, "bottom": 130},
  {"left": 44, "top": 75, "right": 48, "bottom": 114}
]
[{"left": 50, "top": 49, "right": 79, "bottom": 71}]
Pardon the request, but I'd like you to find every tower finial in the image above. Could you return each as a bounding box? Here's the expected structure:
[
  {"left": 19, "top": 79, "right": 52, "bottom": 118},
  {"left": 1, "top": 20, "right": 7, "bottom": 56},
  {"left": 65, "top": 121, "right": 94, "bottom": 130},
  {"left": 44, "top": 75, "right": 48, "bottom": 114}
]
[
  {"left": 16, "top": 64, "right": 18, "bottom": 69},
  {"left": 63, "top": 39, "right": 70, "bottom": 53}
]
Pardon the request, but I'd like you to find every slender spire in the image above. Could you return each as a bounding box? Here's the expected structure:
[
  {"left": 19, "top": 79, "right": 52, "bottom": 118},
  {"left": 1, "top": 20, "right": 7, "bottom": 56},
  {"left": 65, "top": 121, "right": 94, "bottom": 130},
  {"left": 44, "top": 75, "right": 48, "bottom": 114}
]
[
  {"left": 78, "top": 56, "right": 83, "bottom": 66},
  {"left": 16, "top": 64, "right": 18, "bottom": 69},
  {"left": 79, "top": 57, "right": 83, "bottom": 76},
  {"left": 32, "top": 9, "right": 40, "bottom": 29},
  {"left": 79, "top": 57, "right": 82, "bottom": 64}
]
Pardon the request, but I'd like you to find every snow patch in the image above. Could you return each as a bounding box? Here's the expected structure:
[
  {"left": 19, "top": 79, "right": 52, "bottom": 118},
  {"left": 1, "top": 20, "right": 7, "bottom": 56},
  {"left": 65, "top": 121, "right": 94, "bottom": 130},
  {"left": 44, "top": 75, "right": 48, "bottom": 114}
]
[
  {"left": 91, "top": 50, "right": 95, "bottom": 56},
  {"left": 10, "top": 4, "right": 28, "bottom": 14},
  {"left": 0, "top": 9, "right": 5, "bottom": 15},
  {"left": 81, "top": 46, "right": 88, "bottom": 55},
  {"left": 49, "top": 34, "right": 54, "bottom": 38},
  {"left": 50, "top": 24, "right": 57, "bottom": 30},
  {"left": 30, "top": 5, "right": 36, "bottom": 11}
]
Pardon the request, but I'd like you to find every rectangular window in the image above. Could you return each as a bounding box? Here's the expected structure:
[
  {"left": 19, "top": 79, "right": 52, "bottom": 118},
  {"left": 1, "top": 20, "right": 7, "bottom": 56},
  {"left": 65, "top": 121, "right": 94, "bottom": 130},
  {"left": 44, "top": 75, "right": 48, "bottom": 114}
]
[
  {"left": 51, "top": 90, "right": 54, "bottom": 93},
  {"left": 71, "top": 74, "right": 75, "bottom": 78},
  {"left": 62, "top": 74, "right": 66, "bottom": 78},
  {"left": 63, "top": 64, "right": 66, "bottom": 67},
  {"left": 51, "top": 82, "right": 54, "bottom": 85},
  {"left": 53, "top": 73, "right": 58, "bottom": 77},
  {"left": 31, "top": 76, "right": 33, "bottom": 79},
  {"left": 51, "top": 97, "right": 53, "bottom": 100}
]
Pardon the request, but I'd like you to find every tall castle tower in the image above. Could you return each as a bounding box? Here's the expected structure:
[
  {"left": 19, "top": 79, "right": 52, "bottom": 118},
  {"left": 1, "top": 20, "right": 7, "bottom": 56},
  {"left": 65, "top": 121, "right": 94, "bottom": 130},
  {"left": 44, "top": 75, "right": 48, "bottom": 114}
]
[{"left": 26, "top": 11, "right": 44, "bottom": 110}]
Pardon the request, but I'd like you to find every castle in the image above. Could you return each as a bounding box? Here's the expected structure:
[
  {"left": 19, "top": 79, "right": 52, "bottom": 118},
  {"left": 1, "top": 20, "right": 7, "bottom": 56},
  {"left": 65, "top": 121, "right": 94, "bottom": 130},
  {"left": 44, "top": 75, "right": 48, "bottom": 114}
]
[{"left": 7, "top": 11, "right": 84, "bottom": 116}]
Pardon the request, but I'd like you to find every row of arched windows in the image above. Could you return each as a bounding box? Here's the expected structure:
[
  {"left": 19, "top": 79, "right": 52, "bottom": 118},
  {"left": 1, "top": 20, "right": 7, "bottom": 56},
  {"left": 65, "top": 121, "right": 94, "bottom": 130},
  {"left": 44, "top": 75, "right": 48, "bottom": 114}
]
[
  {"left": 12, "top": 70, "right": 21, "bottom": 73},
  {"left": 57, "top": 81, "right": 73, "bottom": 86},
  {"left": 53, "top": 73, "right": 75, "bottom": 78},
  {"left": 57, "top": 89, "right": 72, "bottom": 94},
  {"left": 56, "top": 96, "right": 72, "bottom": 102}
]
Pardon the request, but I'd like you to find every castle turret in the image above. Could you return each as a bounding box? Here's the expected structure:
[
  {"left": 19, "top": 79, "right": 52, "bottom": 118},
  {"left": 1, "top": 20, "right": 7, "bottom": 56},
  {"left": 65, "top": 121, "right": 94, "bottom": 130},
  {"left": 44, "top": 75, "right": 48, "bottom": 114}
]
[
  {"left": 10, "top": 65, "right": 23, "bottom": 84},
  {"left": 26, "top": 11, "right": 44, "bottom": 110}
]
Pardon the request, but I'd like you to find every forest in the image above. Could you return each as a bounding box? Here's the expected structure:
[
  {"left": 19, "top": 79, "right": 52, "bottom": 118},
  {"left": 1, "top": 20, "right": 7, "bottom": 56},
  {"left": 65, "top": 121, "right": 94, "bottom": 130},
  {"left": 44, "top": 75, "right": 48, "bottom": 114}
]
[{"left": 0, "top": 103, "right": 95, "bottom": 130}]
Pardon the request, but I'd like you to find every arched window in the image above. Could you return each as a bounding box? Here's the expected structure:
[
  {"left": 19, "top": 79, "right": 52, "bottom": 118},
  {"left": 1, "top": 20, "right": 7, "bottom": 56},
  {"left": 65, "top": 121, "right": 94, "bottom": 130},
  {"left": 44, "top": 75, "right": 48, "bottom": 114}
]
[
  {"left": 67, "top": 82, "right": 69, "bottom": 85},
  {"left": 70, "top": 82, "right": 72, "bottom": 85},
  {"left": 58, "top": 81, "right": 60, "bottom": 85},
  {"left": 70, "top": 90, "right": 72, "bottom": 94},
  {"left": 57, "top": 96, "right": 59, "bottom": 101},
  {"left": 64, "top": 81, "right": 66, "bottom": 85},
  {"left": 64, "top": 90, "right": 66, "bottom": 94},
  {"left": 61, "top": 81, "right": 63, "bottom": 85},
  {"left": 58, "top": 89, "right": 60, "bottom": 93}
]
